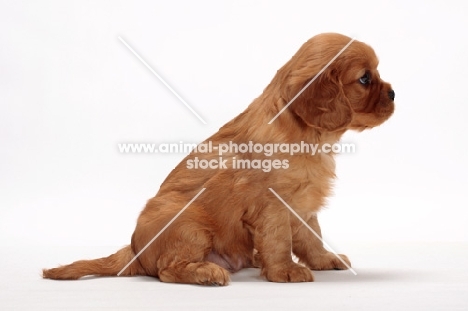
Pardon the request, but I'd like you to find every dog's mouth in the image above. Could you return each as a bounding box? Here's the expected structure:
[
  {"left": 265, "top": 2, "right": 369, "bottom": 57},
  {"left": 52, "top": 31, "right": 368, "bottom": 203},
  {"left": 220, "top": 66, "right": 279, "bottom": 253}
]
[
  {"left": 348, "top": 100, "right": 394, "bottom": 130},
  {"left": 352, "top": 84, "right": 395, "bottom": 130},
  {"left": 376, "top": 86, "right": 395, "bottom": 118},
  {"left": 376, "top": 99, "right": 395, "bottom": 116}
]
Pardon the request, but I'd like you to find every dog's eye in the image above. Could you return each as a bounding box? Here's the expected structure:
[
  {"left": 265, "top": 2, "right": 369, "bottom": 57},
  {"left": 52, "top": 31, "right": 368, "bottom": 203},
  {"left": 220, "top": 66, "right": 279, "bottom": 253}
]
[{"left": 359, "top": 72, "right": 371, "bottom": 85}]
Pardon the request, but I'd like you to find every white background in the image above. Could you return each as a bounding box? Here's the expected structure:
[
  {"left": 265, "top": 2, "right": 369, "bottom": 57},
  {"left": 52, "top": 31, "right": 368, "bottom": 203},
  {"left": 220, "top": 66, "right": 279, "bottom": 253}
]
[{"left": 1, "top": 0, "right": 467, "bottom": 310}]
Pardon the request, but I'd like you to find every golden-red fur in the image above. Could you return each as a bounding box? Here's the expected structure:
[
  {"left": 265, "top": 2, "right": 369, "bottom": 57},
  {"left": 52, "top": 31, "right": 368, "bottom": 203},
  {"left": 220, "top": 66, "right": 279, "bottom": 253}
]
[{"left": 43, "top": 33, "right": 394, "bottom": 285}]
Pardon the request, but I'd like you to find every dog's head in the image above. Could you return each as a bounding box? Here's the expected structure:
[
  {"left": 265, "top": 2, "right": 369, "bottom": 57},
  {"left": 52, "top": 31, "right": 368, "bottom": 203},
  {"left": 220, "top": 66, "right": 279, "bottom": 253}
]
[{"left": 280, "top": 33, "right": 394, "bottom": 132}]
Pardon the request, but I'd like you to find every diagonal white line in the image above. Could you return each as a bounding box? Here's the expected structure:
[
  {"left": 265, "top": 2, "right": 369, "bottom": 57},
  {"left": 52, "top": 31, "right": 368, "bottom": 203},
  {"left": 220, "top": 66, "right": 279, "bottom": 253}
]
[
  {"left": 268, "top": 37, "right": 356, "bottom": 124},
  {"left": 117, "top": 188, "right": 206, "bottom": 276},
  {"left": 268, "top": 188, "right": 357, "bottom": 275},
  {"left": 118, "top": 36, "right": 207, "bottom": 124}
]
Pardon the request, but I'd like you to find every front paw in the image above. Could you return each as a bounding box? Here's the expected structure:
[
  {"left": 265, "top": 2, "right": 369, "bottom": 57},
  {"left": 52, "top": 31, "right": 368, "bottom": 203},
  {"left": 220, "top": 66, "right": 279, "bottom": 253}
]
[
  {"left": 306, "top": 252, "right": 351, "bottom": 270},
  {"left": 263, "top": 262, "right": 314, "bottom": 283}
]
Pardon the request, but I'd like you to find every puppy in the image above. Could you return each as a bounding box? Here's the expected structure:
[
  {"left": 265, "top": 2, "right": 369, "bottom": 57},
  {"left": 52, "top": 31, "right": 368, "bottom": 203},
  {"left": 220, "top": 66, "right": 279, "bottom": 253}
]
[{"left": 43, "top": 33, "right": 395, "bottom": 285}]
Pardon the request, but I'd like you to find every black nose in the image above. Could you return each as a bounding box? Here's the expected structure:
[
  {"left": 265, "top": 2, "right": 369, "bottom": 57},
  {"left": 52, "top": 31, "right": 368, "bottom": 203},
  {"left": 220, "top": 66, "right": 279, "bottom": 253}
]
[{"left": 388, "top": 90, "right": 395, "bottom": 101}]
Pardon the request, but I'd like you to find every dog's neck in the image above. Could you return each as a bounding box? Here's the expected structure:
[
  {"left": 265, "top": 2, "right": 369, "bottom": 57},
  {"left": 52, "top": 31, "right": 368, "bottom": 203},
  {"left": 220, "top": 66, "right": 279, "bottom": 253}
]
[{"left": 236, "top": 95, "right": 345, "bottom": 146}]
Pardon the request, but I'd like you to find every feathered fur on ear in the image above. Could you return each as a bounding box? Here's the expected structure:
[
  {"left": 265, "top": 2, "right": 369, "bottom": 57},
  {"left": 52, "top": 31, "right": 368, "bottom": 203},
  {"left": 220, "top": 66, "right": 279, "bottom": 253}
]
[
  {"left": 267, "top": 34, "right": 356, "bottom": 132},
  {"left": 287, "top": 69, "right": 353, "bottom": 132}
]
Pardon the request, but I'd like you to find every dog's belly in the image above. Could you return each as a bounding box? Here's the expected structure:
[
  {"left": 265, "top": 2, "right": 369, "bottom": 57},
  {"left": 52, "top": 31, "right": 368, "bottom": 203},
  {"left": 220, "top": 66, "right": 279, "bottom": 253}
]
[{"left": 205, "top": 251, "right": 249, "bottom": 272}]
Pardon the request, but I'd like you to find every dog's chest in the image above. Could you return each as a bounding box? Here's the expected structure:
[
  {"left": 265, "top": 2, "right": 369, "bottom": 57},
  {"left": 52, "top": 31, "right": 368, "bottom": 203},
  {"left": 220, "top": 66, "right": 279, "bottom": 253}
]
[{"left": 283, "top": 153, "right": 336, "bottom": 212}]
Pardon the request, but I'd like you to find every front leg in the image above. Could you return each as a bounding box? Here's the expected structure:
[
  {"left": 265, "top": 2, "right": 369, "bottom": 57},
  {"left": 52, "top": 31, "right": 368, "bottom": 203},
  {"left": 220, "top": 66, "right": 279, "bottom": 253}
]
[
  {"left": 247, "top": 204, "right": 313, "bottom": 283},
  {"left": 292, "top": 214, "right": 351, "bottom": 270}
]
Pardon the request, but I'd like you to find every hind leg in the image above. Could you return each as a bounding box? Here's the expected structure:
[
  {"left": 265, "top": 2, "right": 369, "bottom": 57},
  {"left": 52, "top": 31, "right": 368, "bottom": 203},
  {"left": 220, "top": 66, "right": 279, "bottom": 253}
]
[
  {"left": 132, "top": 198, "right": 231, "bottom": 285},
  {"left": 159, "top": 261, "right": 230, "bottom": 286},
  {"left": 155, "top": 222, "right": 230, "bottom": 286}
]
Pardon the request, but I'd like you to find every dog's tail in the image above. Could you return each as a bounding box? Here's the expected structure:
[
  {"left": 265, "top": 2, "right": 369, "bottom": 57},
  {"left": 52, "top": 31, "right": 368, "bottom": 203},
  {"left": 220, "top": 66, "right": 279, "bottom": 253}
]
[{"left": 42, "top": 245, "right": 145, "bottom": 280}]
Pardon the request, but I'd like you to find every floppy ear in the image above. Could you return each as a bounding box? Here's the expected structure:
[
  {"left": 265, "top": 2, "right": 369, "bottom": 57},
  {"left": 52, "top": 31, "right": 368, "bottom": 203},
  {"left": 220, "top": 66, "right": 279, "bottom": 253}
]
[{"left": 287, "top": 69, "right": 353, "bottom": 132}]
